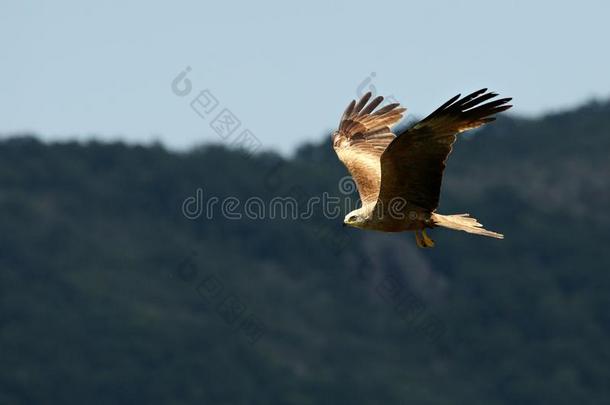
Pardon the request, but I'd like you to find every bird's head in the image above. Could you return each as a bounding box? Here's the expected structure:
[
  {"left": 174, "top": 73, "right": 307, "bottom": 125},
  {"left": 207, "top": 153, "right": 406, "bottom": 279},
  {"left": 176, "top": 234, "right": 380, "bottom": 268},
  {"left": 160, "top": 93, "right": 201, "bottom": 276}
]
[{"left": 343, "top": 209, "right": 367, "bottom": 228}]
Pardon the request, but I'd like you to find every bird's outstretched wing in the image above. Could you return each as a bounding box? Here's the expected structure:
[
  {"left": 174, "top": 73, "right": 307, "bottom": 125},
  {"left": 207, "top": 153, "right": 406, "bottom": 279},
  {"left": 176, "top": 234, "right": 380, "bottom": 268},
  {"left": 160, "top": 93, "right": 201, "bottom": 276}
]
[
  {"left": 378, "top": 89, "right": 512, "bottom": 211},
  {"left": 333, "top": 92, "right": 406, "bottom": 205}
]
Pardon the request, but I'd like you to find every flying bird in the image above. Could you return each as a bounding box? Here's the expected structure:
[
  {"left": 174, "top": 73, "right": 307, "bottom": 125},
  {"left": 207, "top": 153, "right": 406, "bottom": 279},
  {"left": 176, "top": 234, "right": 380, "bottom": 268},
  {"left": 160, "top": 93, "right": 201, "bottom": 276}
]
[{"left": 332, "top": 88, "right": 512, "bottom": 248}]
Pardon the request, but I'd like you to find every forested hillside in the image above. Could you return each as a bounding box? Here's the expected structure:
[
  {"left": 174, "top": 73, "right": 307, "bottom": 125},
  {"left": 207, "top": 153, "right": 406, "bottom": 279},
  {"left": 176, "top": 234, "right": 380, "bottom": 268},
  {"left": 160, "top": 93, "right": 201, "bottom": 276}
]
[{"left": 1, "top": 100, "right": 609, "bottom": 404}]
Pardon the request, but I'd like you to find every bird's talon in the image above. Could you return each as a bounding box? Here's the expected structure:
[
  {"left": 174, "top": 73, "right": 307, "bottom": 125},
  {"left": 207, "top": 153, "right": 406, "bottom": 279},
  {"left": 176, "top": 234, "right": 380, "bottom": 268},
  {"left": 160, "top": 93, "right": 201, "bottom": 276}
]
[
  {"left": 422, "top": 229, "right": 435, "bottom": 248},
  {"left": 414, "top": 231, "right": 425, "bottom": 248}
]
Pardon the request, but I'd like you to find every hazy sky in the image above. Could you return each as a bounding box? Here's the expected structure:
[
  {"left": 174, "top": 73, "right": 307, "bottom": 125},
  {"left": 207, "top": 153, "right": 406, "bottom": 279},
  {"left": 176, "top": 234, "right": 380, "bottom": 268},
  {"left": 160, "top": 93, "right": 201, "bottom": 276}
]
[{"left": 2, "top": 0, "right": 609, "bottom": 154}]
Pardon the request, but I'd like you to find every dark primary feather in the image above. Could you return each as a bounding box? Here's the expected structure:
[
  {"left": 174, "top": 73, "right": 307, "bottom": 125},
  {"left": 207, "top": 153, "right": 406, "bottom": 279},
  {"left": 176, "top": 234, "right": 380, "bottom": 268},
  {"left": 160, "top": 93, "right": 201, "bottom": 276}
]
[
  {"left": 377, "top": 89, "right": 512, "bottom": 211},
  {"left": 361, "top": 96, "right": 384, "bottom": 114}
]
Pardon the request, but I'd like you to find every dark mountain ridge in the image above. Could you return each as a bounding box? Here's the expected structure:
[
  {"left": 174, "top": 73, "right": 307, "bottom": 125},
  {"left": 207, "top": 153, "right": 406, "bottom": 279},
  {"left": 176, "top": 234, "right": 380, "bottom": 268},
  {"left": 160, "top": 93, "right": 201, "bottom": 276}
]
[{"left": 1, "top": 99, "right": 609, "bottom": 404}]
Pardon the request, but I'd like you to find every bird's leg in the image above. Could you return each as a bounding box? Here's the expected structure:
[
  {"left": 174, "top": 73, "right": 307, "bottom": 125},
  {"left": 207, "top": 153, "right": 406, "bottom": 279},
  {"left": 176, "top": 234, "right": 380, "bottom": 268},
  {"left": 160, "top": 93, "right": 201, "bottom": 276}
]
[
  {"left": 414, "top": 231, "right": 425, "bottom": 248},
  {"left": 422, "top": 229, "right": 435, "bottom": 248}
]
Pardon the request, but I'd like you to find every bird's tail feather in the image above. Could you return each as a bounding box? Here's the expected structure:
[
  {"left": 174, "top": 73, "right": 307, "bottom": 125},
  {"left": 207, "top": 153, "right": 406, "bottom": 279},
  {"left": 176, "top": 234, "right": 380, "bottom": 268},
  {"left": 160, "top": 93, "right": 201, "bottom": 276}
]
[{"left": 431, "top": 213, "right": 504, "bottom": 239}]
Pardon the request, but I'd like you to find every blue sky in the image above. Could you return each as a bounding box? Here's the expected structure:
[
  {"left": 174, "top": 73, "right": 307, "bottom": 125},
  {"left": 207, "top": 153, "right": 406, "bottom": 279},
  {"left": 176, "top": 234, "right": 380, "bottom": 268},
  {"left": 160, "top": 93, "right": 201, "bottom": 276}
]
[{"left": 1, "top": 0, "right": 609, "bottom": 154}]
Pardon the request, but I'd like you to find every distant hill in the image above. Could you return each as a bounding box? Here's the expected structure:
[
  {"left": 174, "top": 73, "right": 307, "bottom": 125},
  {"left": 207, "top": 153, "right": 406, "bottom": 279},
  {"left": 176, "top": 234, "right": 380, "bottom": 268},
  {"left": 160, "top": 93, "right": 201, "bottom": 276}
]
[{"left": 1, "top": 100, "right": 609, "bottom": 405}]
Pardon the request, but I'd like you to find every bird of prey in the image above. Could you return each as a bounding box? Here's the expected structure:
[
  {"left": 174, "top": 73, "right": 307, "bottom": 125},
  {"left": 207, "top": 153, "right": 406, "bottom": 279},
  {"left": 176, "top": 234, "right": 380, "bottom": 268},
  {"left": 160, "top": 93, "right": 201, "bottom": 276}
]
[{"left": 332, "top": 88, "right": 512, "bottom": 248}]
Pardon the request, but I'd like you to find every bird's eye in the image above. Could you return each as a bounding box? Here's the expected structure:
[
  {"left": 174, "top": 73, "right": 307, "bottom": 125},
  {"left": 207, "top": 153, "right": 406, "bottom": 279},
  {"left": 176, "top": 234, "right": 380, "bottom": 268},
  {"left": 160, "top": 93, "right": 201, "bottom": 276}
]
[{"left": 348, "top": 215, "right": 357, "bottom": 222}]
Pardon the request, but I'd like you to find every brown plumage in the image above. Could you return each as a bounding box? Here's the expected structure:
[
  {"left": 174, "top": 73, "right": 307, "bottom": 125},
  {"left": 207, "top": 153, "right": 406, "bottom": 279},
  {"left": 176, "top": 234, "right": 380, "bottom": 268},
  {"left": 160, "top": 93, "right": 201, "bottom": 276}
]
[{"left": 332, "top": 89, "right": 512, "bottom": 247}]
